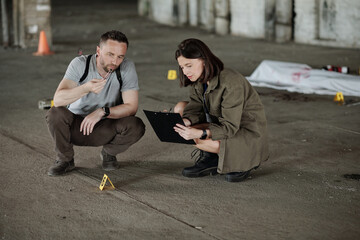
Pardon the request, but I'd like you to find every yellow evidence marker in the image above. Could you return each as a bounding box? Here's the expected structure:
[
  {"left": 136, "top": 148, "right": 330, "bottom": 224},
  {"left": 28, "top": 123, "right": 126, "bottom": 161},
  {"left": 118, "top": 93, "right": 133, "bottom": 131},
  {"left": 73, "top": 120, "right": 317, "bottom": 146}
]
[
  {"left": 333, "top": 92, "right": 345, "bottom": 105},
  {"left": 167, "top": 70, "right": 177, "bottom": 80},
  {"left": 99, "top": 174, "right": 115, "bottom": 191},
  {"left": 38, "top": 99, "right": 54, "bottom": 109}
]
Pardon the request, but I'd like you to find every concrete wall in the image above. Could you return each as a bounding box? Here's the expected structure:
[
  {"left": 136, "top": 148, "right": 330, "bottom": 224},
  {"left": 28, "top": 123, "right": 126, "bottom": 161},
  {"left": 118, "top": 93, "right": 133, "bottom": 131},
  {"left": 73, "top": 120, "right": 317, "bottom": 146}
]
[
  {"left": 230, "top": 0, "right": 266, "bottom": 38},
  {"left": 139, "top": 0, "right": 360, "bottom": 49},
  {"left": 294, "top": 0, "right": 360, "bottom": 48},
  {"left": 214, "top": 0, "right": 230, "bottom": 35},
  {"left": 275, "top": 0, "right": 292, "bottom": 43},
  {"left": 150, "top": 0, "right": 176, "bottom": 26},
  {"left": 9, "top": 0, "right": 52, "bottom": 48},
  {"left": 188, "top": 0, "right": 198, "bottom": 26},
  {"left": 198, "top": 0, "right": 214, "bottom": 31}
]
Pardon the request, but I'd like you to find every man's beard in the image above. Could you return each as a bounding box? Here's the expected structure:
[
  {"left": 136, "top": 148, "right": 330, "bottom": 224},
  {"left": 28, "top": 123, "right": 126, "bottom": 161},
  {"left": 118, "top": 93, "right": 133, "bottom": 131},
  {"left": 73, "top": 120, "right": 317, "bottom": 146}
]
[
  {"left": 103, "top": 66, "right": 111, "bottom": 72},
  {"left": 102, "top": 64, "right": 115, "bottom": 73},
  {"left": 100, "top": 58, "right": 116, "bottom": 72}
]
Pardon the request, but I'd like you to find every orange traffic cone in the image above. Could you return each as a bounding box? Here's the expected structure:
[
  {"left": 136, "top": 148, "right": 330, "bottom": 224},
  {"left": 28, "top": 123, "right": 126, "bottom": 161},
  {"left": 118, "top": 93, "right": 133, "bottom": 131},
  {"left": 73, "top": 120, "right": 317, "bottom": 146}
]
[{"left": 33, "top": 31, "right": 54, "bottom": 56}]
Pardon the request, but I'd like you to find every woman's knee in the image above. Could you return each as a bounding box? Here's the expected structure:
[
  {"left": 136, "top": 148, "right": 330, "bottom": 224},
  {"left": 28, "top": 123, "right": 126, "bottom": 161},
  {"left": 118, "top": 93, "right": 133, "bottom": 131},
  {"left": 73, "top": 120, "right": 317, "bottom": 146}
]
[
  {"left": 195, "top": 139, "right": 220, "bottom": 153},
  {"left": 174, "top": 101, "right": 189, "bottom": 116}
]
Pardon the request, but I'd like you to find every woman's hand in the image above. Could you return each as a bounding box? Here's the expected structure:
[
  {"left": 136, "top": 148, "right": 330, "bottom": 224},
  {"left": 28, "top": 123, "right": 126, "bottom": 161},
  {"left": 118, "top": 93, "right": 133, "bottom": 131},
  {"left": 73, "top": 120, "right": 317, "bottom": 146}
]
[{"left": 174, "top": 124, "right": 202, "bottom": 140}]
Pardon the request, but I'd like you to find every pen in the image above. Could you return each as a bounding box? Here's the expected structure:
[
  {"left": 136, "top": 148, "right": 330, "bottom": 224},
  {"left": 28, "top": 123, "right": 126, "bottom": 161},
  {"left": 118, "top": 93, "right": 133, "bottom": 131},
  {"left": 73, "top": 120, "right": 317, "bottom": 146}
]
[{"left": 103, "top": 69, "right": 113, "bottom": 79}]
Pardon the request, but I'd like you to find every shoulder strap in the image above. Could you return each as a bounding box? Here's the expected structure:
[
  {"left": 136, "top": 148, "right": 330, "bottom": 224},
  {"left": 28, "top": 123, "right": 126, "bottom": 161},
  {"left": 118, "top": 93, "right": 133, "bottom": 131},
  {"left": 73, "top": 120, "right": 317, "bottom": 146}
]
[
  {"left": 115, "top": 67, "right": 122, "bottom": 88},
  {"left": 115, "top": 67, "right": 123, "bottom": 104},
  {"left": 79, "top": 54, "right": 93, "bottom": 83}
]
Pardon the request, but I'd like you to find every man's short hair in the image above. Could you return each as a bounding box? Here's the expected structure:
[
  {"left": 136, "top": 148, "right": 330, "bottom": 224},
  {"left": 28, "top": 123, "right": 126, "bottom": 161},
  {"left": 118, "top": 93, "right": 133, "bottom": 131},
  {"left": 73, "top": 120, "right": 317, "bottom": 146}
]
[{"left": 99, "top": 30, "right": 129, "bottom": 48}]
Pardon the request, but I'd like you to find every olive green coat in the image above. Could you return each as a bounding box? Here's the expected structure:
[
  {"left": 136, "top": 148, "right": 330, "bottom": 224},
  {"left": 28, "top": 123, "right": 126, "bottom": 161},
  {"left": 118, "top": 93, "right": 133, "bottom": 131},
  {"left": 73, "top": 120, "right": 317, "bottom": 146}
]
[{"left": 183, "top": 68, "right": 269, "bottom": 173}]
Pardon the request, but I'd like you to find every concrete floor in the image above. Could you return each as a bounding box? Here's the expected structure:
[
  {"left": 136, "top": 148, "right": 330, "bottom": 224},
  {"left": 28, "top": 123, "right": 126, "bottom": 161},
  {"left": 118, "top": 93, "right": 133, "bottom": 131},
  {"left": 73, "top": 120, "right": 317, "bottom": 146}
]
[{"left": 1, "top": 0, "right": 359, "bottom": 239}]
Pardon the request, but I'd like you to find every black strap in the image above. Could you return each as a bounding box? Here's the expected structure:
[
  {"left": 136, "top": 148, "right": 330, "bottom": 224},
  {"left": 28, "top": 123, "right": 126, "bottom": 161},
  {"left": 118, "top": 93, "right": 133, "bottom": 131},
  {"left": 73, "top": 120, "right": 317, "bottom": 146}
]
[
  {"left": 115, "top": 67, "right": 122, "bottom": 89},
  {"left": 116, "top": 67, "right": 123, "bottom": 104},
  {"left": 79, "top": 54, "right": 93, "bottom": 83}
]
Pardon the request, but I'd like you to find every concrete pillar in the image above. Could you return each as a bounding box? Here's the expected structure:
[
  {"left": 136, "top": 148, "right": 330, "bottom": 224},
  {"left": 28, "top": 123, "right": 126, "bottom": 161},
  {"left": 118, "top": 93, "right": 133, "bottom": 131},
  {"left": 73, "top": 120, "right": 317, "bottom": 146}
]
[
  {"left": 265, "top": 0, "right": 276, "bottom": 41},
  {"left": 138, "top": 0, "right": 150, "bottom": 16},
  {"left": 275, "top": 0, "right": 292, "bottom": 43},
  {"left": 199, "top": 0, "right": 215, "bottom": 31},
  {"left": 188, "top": 0, "right": 198, "bottom": 26},
  {"left": 230, "top": 0, "right": 266, "bottom": 38},
  {"left": 10, "top": 0, "right": 52, "bottom": 48},
  {"left": 32, "top": 0, "right": 52, "bottom": 47},
  {"left": 214, "top": 0, "right": 229, "bottom": 35},
  {"left": 294, "top": 0, "right": 318, "bottom": 44},
  {"left": 319, "top": 0, "right": 337, "bottom": 40},
  {"left": 143, "top": 0, "right": 187, "bottom": 27},
  {"left": 1, "top": 0, "right": 9, "bottom": 47},
  {"left": 150, "top": 0, "right": 175, "bottom": 26},
  {"left": 214, "top": 0, "right": 228, "bottom": 17},
  {"left": 12, "top": 0, "right": 19, "bottom": 46},
  {"left": 177, "top": 0, "right": 188, "bottom": 26},
  {"left": 13, "top": 0, "right": 26, "bottom": 48}
]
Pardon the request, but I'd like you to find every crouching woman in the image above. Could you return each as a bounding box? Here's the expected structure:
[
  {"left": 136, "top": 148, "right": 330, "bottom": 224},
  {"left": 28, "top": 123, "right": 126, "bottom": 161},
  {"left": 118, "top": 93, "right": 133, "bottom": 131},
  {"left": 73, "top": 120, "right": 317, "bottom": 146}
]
[{"left": 173, "top": 38, "right": 269, "bottom": 182}]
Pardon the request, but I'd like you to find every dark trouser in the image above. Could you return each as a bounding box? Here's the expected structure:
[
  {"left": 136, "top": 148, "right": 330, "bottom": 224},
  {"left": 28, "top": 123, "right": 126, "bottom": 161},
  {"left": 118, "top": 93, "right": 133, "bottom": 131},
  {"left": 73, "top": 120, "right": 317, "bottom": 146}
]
[{"left": 46, "top": 107, "right": 145, "bottom": 162}]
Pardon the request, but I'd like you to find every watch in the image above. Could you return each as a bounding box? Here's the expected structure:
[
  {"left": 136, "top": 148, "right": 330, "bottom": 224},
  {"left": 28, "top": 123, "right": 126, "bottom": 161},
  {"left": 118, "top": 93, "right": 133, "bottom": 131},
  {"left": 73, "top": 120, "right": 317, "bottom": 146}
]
[
  {"left": 200, "top": 129, "right": 207, "bottom": 140},
  {"left": 102, "top": 107, "right": 110, "bottom": 117}
]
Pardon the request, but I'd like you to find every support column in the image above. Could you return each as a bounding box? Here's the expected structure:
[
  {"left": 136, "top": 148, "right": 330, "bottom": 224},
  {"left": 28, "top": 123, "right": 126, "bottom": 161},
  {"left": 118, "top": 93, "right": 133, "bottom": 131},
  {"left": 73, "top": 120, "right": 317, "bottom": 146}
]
[
  {"left": 215, "top": 0, "right": 230, "bottom": 35},
  {"left": 1, "top": 0, "right": 9, "bottom": 47},
  {"left": 275, "top": 0, "right": 293, "bottom": 42}
]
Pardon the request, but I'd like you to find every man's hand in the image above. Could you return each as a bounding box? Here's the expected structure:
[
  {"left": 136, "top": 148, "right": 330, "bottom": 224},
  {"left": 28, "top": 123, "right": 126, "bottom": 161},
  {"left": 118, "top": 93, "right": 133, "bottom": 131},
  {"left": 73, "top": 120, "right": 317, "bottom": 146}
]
[
  {"left": 86, "top": 79, "right": 107, "bottom": 94},
  {"left": 80, "top": 108, "right": 104, "bottom": 135},
  {"left": 53, "top": 78, "right": 107, "bottom": 107}
]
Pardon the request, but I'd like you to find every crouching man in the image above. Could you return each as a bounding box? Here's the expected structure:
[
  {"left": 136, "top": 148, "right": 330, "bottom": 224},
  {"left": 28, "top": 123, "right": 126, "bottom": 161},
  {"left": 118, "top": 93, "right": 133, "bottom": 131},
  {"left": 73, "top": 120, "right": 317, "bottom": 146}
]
[{"left": 46, "top": 30, "right": 145, "bottom": 176}]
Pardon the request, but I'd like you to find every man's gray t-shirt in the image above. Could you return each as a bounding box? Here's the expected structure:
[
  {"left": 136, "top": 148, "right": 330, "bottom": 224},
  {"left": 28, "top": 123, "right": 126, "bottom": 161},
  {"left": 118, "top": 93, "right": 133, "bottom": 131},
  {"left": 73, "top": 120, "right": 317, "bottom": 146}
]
[{"left": 64, "top": 54, "right": 139, "bottom": 116}]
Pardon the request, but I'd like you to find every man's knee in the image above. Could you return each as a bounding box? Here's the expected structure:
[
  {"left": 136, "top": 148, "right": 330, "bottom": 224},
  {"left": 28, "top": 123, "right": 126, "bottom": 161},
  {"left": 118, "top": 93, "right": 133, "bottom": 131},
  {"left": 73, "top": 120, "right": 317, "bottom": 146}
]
[
  {"left": 132, "top": 116, "right": 146, "bottom": 139},
  {"left": 119, "top": 116, "right": 145, "bottom": 141},
  {"left": 46, "top": 107, "right": 72, "bottom": 126}
]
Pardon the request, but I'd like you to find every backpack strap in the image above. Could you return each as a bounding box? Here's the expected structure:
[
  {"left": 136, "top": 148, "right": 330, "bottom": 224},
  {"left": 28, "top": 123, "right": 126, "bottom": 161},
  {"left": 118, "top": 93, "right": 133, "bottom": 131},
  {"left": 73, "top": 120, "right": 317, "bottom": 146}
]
[
  {"left": 115, "top": 67, "right": 122, "bottom": 88},
  {"left": 79, "top": 54, "right": 93, "bottom": 83},
  {"left": 115, "top": 67, "right": 124, "bottom": 104}
]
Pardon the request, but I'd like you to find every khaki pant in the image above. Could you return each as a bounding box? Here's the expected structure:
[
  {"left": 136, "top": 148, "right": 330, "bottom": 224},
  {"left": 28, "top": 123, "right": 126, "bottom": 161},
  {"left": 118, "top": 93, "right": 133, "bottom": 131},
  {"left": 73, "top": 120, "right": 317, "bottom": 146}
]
[{"left": 46, "top": 107, "right": 145, "bottom": 162}]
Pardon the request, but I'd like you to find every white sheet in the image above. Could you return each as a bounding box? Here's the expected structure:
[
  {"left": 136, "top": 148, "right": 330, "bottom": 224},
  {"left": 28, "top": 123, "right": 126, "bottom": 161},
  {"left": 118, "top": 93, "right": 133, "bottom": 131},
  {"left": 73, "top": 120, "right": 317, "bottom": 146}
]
[{"left": 246, "top": 60, "right": 360, "bottom": 97}]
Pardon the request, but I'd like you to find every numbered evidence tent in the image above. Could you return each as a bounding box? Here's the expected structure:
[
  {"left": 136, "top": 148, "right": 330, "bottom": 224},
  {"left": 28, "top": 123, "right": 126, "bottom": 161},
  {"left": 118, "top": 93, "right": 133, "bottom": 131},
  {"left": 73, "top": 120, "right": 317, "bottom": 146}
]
[{"left": 247, "top": 60, "right": 360, "bottom": 97}]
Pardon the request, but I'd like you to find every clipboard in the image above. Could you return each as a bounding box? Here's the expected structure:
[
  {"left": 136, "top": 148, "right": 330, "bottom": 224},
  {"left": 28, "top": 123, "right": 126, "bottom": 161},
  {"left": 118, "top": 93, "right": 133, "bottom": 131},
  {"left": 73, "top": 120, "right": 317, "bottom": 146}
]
[{"left": 143, "top": 110, "right": 195, "bottom": 145}]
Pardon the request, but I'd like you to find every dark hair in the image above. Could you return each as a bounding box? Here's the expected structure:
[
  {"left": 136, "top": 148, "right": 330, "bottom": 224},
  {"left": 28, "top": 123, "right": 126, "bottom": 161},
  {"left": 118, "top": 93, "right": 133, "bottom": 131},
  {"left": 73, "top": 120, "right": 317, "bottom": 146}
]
[
  {"left": 99, "top": 30, "right": 129, "bottom": 48},
  {"left": 175, "top": 38, "right": 224, "bottom": 87}
]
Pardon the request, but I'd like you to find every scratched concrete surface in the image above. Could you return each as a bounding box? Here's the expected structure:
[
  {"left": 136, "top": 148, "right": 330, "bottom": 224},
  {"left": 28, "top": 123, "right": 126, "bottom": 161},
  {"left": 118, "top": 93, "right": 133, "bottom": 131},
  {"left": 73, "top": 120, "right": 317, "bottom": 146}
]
[{"left": 0, "top": 0, "right": 359, "bottom": 239}]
